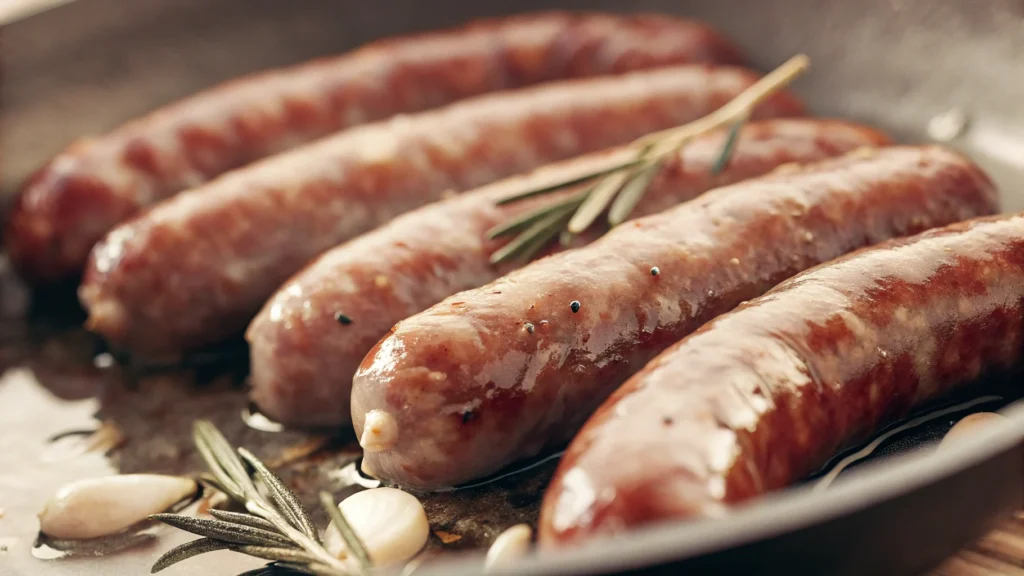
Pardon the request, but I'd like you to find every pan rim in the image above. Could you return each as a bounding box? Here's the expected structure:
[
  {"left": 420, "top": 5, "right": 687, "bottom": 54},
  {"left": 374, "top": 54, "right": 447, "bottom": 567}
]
[{"left": 420, "top": 398, "right": 1024, "bottom": 575}]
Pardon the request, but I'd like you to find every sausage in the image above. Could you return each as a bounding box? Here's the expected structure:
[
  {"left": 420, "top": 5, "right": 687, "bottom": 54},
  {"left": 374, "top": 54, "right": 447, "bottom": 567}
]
[
  {"left": 350, "top": 145, "right": 999, "bottom": 490},
  {"left": 5, "top": 11, "right": 745, "bottom": 284},
  {"left": 247, "top": 119, "right": 891, "bottom": 427},
  {"left": 538, "top": 213, "right": 1024, "bottom": 546},
  {"left": 78, "top": 65, "right": 803, "bottom": 358}
]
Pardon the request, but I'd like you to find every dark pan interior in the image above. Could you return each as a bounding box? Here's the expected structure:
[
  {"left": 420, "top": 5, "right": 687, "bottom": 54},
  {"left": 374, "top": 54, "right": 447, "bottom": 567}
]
[{"left": 1, "top": 1, "right": 1022, "bottom": 575}]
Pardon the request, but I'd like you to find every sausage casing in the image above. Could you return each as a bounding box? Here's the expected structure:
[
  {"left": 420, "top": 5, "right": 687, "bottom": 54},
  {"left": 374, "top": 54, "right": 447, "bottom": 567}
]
[
  {"left": 351, "top": 146, "right": 998, "bottom": 490},
  {"left": 539, "top": 213, "right": 1024, "bottom": 545},
  {"left": 6, "top": 11, "right": 744, "bottom": 283},
  {"left": 247, "top": 119, "right": 890, "bottom": 427},
  {"left": 79, "top": 65, "right": 802, "bottom": 357}
]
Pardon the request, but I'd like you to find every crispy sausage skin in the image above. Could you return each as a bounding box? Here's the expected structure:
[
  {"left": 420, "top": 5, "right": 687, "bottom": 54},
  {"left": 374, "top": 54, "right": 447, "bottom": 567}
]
[
  {"left": 247, "top": 119, "right": 891, "bottom": 427},
  {"left": 6, "top": 11, "right": 745, "bottom": 284},
  {"left": 539, "top": 213, "right": 1024, "bottom": 546},
  {"left": 79, "top": 65, "right": 803, "bottom": 358},
  {"left": 351, "top": 146, "right": 999, "bottom": 490}
]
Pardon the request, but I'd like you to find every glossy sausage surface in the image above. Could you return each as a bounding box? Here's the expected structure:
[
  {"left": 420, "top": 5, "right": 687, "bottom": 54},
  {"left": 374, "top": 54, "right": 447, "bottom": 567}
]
[
  {"left": 79, "top": 65, "right": 802, "bottom": 358},
  {"left": 351, "top": 146, "right": 999, "bottom": 490},
  {"left": 7, "top": 11, "right": 744, "bottom": 283},
  {"left": 539, "top": 213, "right": 1024, "bottom": 546},
  {"left": 247, "top": 119, "right": 890, "bottom": 427}
]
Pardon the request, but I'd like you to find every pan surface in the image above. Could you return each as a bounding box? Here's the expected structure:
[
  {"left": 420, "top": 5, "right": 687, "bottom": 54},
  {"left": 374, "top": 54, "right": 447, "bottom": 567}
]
[{"left": 0, "top": 0, "right": 1022, "bottom": 575}]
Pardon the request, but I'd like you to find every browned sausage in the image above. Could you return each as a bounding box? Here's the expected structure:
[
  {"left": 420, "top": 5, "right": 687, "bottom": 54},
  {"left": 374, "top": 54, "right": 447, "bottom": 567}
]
[
  {"left": 78, "top": 65, "right": 803, "bottom": 358},
  {"left": 350, "top": 146, "right": 999, "bottom": 490},
  {"left": 5, "top": 11, "right": 745, "bottom": 283},
  {"left": 539, "top": 213, "right": 1024, "bottom": 546},
  {"left": 247, "top": 119, "right": 891, "bottom": 427}
]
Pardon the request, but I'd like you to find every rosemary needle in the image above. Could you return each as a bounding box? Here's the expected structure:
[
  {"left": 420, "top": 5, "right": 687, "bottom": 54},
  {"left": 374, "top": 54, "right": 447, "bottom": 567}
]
[
  {"left": 149, "top": 514, "right": 296, "bottom": 548},
  {"left": 566, "top": 169, "right": 631, "bottom": 234},
  {"left": 490, "top": 202, "right": 576, "bottom": 264},
  {"left": 495, "top": 158, "right": 639, "bottom": 205},
  {"left": 151, "top": 538, "right": 230, "bottom": 573},
  {"left": 517, "top": 208, "right": 575, "bottom": 262},
  {"left": 487, "top": 188, "right": 588, "bottom": 239},
  {"left": 239, "top": 448, "right": 319, "bottom": 542},
  {"left": 607, "top": 161, "right": 661, "bottom": 227},
  {"left": 710, "top": 115, "right": 748, "bottom": 175}
]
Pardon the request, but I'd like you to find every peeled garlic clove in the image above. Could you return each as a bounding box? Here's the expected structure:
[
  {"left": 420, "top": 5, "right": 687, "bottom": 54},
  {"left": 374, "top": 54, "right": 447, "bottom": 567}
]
[
  {"left": 940, "top": 412, "right": 1008, "bottom": 448},
  {"left": 323, "top": 487, "right": 429, "bottom": 566},
  {"left": 39, "top": 474, "right": 197, "bottom": 539},
  {"left": 485, "top": 523, "right": 532, "bottom": 571}
]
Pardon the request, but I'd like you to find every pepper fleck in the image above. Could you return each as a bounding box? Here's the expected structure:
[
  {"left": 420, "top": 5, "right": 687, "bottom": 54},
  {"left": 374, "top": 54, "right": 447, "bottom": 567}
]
[
  {"left": 662, "top": 416, "right": 674, "bottom": 426},
  {"left": 462, "top": 411, "right": 476, "bottom": 424},
  {"left": 570, "top": 301, "right": 581, "bottom": 313},
  {"left": 650, "top": 266, "right": 660, "bottom": 276},
  {"left": 525, "top": 322, "right": 535, "bottom": 334},
  {"left": 334, "top": 312, "right": 353, "bottom": 325}
]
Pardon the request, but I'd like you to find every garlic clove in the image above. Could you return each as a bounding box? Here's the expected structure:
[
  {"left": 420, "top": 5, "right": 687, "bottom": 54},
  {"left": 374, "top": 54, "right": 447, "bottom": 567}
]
[
  {"left": 323, "top": 487, "right": 429, "bottom": 567},
  {"left": 940, "top": 412, "right": 1008, "bottom": 448},
  {"left": 39, "top": 474, "right": 197, "bottom": 540},
  {"left": 485, "top": 523, "right": 532, "bottom": 571}
]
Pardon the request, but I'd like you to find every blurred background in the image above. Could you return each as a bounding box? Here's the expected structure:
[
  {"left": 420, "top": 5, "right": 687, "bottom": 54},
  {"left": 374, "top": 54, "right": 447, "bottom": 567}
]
[{"left": 3, "top": 0, "right": 1023, "bottom": 209}]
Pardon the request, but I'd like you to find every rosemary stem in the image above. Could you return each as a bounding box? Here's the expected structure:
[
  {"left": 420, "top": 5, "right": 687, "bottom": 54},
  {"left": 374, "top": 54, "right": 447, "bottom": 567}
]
[{"left": 639, "top": 54, "right": 809, "bottom": 160}]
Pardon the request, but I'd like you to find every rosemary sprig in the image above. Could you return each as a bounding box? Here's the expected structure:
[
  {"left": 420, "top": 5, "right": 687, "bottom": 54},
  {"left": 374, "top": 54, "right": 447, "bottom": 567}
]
[
  {"left": 489, "top": 54, "right": 810, "bottom": 264},
  {"left": 149, "top": 421, "right": 368, "bottom": 576}
]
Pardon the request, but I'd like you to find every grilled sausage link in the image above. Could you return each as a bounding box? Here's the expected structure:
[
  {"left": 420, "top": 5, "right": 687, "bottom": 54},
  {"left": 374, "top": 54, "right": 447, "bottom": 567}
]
[
  {"left": 539, "top": 213, "right": 1024, "bottom": 546},
  {"left": 6, "top": 11, "right": 744, "bottom": 283},
  {"left": 247, "top": 119, "right": 890, "bottom": 427},
  {"left": 351, "top": 146, "right": 998, "bottom": 490},
  {"left": 79, "top": 65, "right": 802, "bottom": 358}
]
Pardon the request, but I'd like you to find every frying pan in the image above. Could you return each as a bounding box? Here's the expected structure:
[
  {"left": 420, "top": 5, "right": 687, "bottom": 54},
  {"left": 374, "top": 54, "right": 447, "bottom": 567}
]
[{"left": 1, "top": 0, "right": 1022, "bottom": 575}]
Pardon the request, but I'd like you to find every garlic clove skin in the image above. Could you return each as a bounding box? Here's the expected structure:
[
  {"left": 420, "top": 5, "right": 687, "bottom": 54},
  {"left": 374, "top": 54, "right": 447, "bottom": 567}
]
[
  {"left": 485, "top": 523, "right": 532, "bottom": 571},
  {"left": 323, "top": 487, "right": 429, "bottom": 567},
  {"left": 39, "top": 474, "right": 197, "bottom": 540}
]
